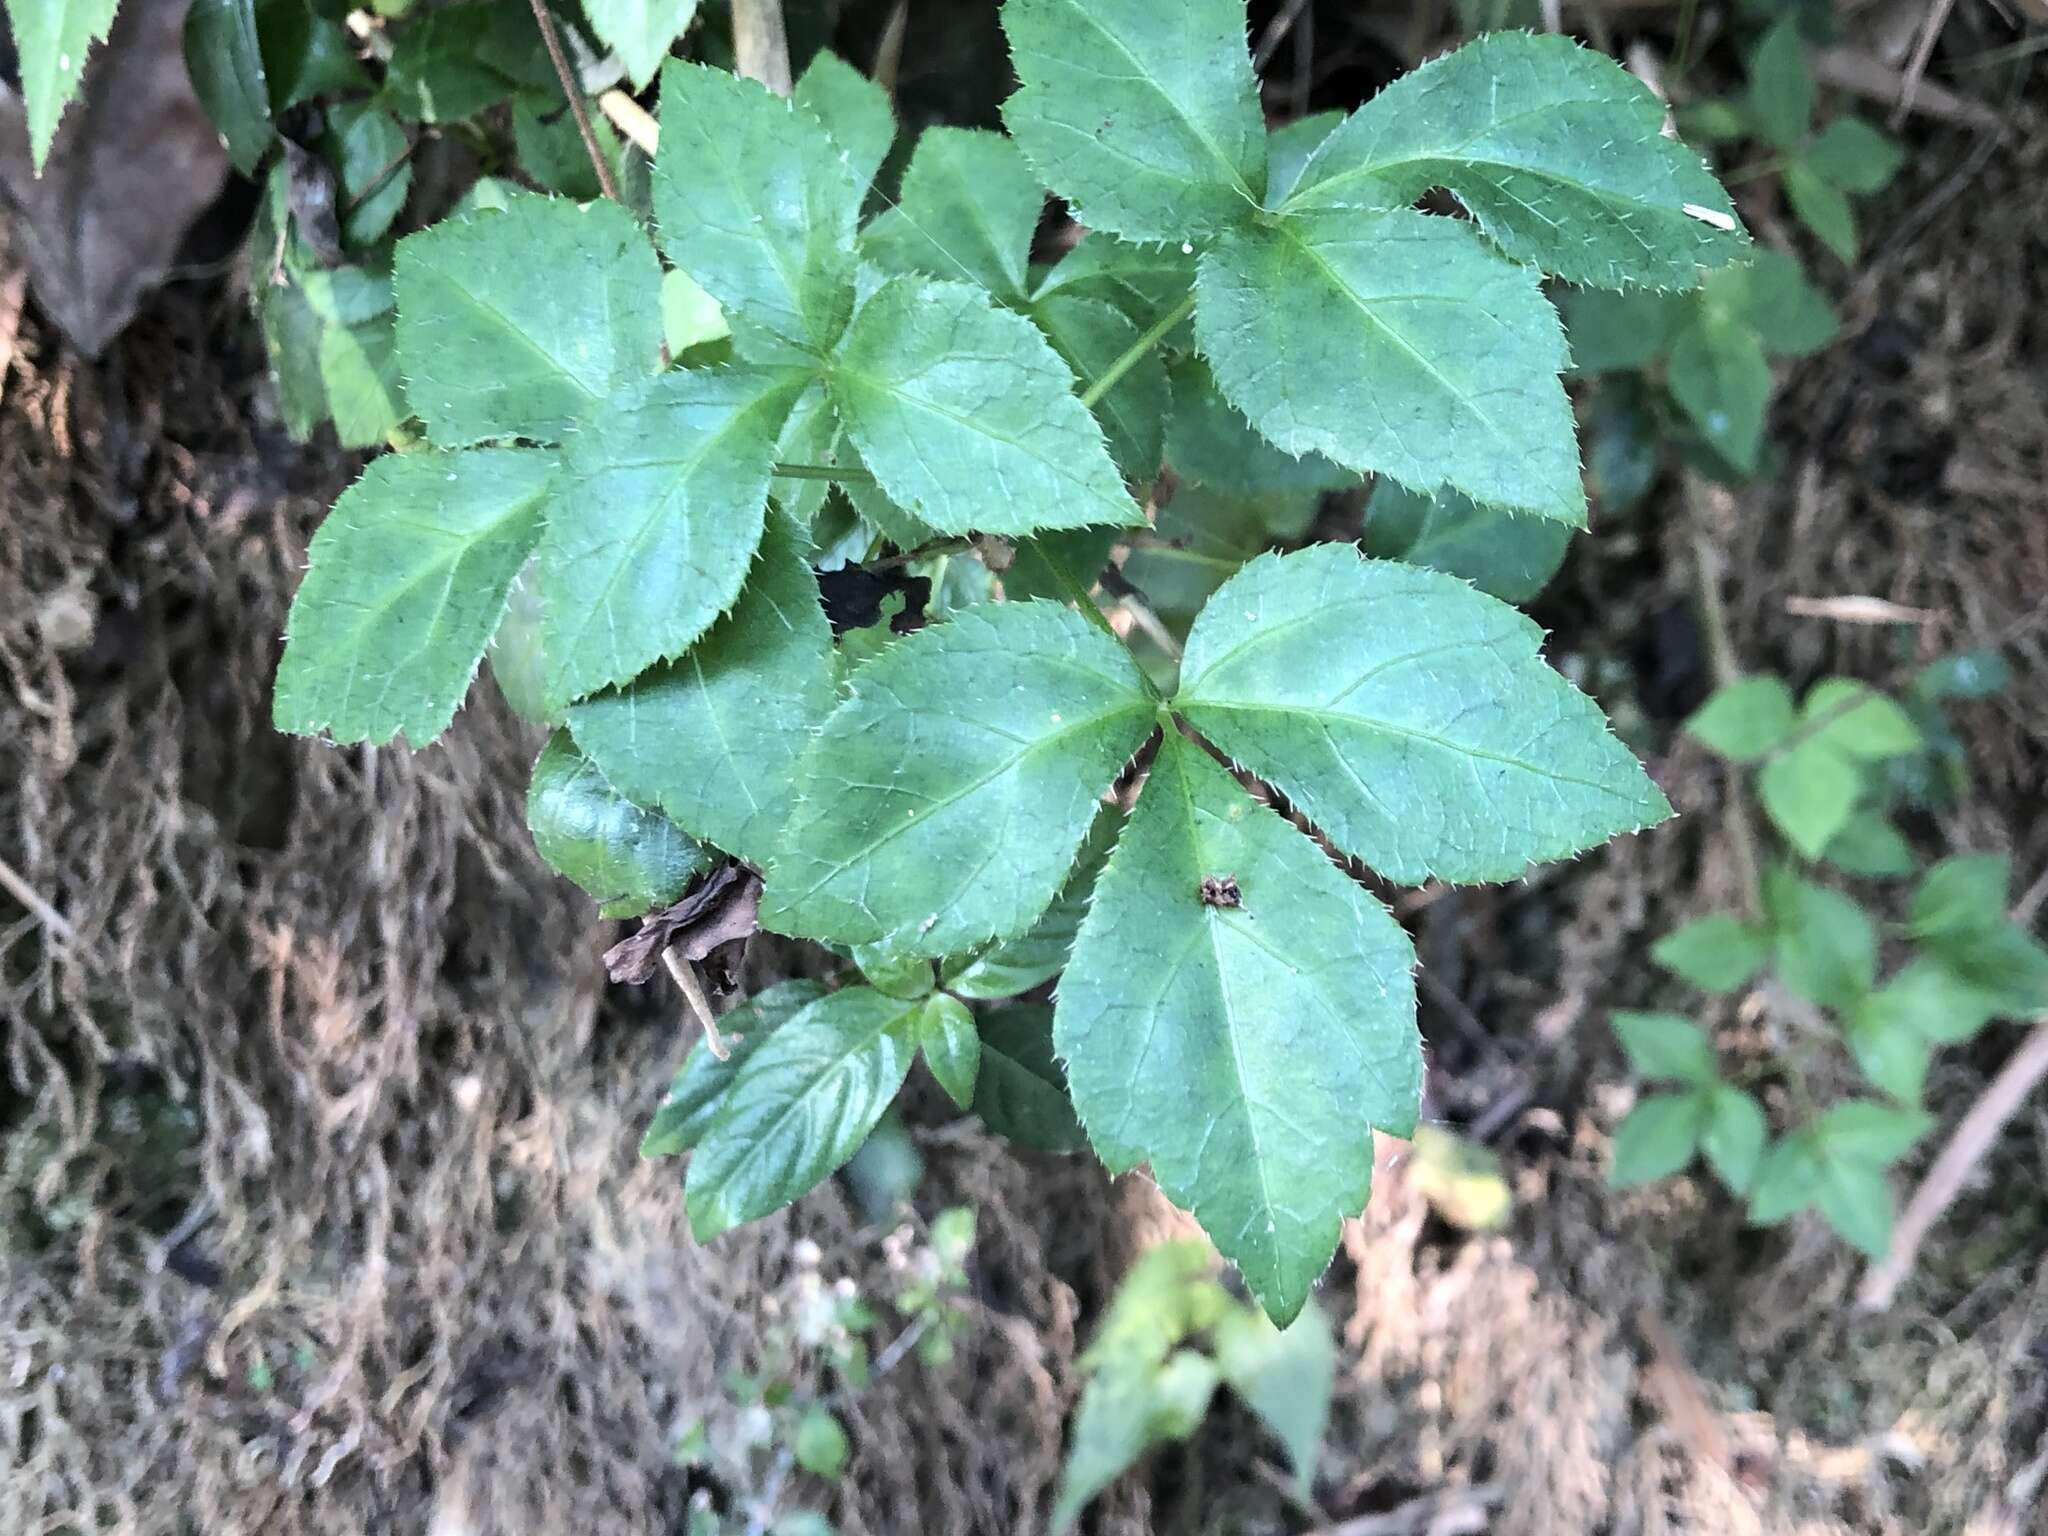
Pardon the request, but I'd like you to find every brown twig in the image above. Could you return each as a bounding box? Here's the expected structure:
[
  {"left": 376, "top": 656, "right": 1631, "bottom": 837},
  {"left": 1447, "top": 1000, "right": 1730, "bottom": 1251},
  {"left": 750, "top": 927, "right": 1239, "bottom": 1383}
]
[
  {"left": 1891, "top": 0, "right": 1961, "bottom": 128},
  {"left": 662, "top": 948, "right": 730, "bottom": 1059},
  {"left": 730, "top": 0, "right": 793, "bottom": 96},
  {"left": 527, "top": 0, "right": 620, "bottom": 202},
  {"left": 1689, "top": 524, "right": 1765, "bottom": 923}
]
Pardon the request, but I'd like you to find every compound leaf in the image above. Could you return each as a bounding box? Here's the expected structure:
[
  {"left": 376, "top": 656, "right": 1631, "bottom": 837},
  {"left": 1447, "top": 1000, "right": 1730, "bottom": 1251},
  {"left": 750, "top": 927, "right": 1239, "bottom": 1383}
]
[
  {"left": 762, "top": 601, "right": 1155, "bottom": 955},
  {"left": 1001, "top": 0, "right": 1265, "bottom": 242},
  {"left": 1285, "top": 32, "right": 1743, "bottom": 290},
  {"left": 1057, "top": 732, "right": 1421, "bottom": 1325},
  {"left": 1175, "top": 546, "right": 1670, "bottom": 885},
  {"left": 1197, "top": 209, "right": 1584, "bottom": 522},
  {"left": 527, "top": 731, "right": 708, "bottom": 918},
  {"left": 828, "top": 276, "right": 1141, "bottom": 535},
  {"left": 581, "top": 0, "right": 698, "bottom": 90},
  {"left": 5, "top": 0, "right": 118, "bottom": 172},
  {"left": 860, "top": 127, "right": 1040, "bottom": 302},
  {"left": 642, "top": 979, "right": 829, "bottom": 1157},
  {"left": 792, "top": 50, "right": 894, "bottom": 195},
  {"left": 275, "top": 447, "right": 554, "bottom": 745}
]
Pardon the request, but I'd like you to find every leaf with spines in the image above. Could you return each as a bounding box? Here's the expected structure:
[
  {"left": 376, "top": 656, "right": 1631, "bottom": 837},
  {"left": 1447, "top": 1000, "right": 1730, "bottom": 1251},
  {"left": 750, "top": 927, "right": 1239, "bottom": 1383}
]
[
  {"left": 1196, "top": 209, "right": 1585, "bottom": 522},
  {"left": 539, "top": 367, "right": 802, "bottom": 707},
  {"left": 393, "top": 195, "right": 664, "bottom": 447},
  {"left": 1032, "top": 238, "right": 1197, "bottom": 333},
  {"left": 973, "top": 1005, "right": 1086, "bottom": 1151},
  {"left": 1165, "top": 358, "right": 1358, "bottom": 498},
  {"left": 860, "top": 127, "right": 1041, "bottom": 302},
  {"left": 275, "top": 448, "right": 554, "bottom": 745},
  {"left": 653, "top": 61, "right": 862, "bottom": 361},
  {"left": 941, "top": 808, "right": 1120, "bottom": 1000},
  {"left": 1029, "top": 294, "right": 1169, "bottom": 480},
  {"left": 792, "top": 51, "right": 895, "bottom": 196},
  {"left": 6, "top": 0, "right": 118, "bottom": 172},
  {"left": 1000, "top": 0, "right": 1265, "bottom": 242},
  {"left": 526, "top": 731, "right": 709, "bottom": 918},
  {"left": 762, "top": 602, "right": 1154, "bottom": 956},
  {"left": 1360, "top": 481, "right": 1572, "bottom": 606},
  {"left": 642, "top": 979, "right": 828, "bottom": 1157},
  {"left": 1058, "top": 732, "right": 1421, "bottom": 1325},
  {"left": 685, "top": 985, "right": 920, "bottom": 1238},
  {"left": 581, "top": 0, "right": 699, "bottom": 90},
  {"left": 1283, "top": 32, "right": 1744, "bottom": 291},
  {"left": 1174, "top": 546, "right": 1670, "bottom": 885},
  {"left": 566, "top": 516, "right": 835, "bottom": 866},
  {"left": 827, "top": 277, "right": 1142, "bottom": 536}
]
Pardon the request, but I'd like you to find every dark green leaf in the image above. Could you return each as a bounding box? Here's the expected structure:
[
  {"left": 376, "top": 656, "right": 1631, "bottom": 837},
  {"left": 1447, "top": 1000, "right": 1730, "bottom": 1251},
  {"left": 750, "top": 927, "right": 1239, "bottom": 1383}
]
[
  {"left": 1265, "top": 111, "right": 1343, "bottom": 203},
  {"left": 1164, "top": 357, "right": 1359, "bottom": 497},
  {"left": 185, "top": 0, "right": 274, "bottom": 174},
  {"left": 972, "top": 1004, "right": 1086, "bottom": 1152},
  {"left": 1822, "top": 812, "right": 1914, "bottom": 877},
  {"left": 941, "top": 808, "right": 1120, "bottom": 1000},
  {"left": 1666, "top": 304, "right": 1771, "bottom": 474},
  {"left": 1560, "top": 286, "right": 1686, "bottom": 375},
  {"left": 329, "top": 102, "right": 413, "bottom": 248},
  {"left": 1805, "top": 115, "right": 1902, "bottom": 195},
  {"left": 1785, "top": 160, "right": 1858, "bottom": 263},
  {"left": 1360, "top": 481, "right": 1572, "bottom": 606},
  {"left": 916, "top": 993, "right": 980, "bottom": 1110},
  {"left": 1030, "top": 294, "right": 1169, "bottom": 480},
  {"left": 642, "top": 980, "right": 829, "bottom": 1157},
  {"left": 1746, "top": 20, "right": 1814, "bottom": 151}
]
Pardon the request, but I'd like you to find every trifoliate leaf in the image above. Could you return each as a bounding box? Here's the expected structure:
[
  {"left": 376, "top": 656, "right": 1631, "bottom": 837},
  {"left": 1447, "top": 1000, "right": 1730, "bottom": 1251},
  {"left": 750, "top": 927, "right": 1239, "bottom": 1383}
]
[
  {"left": 642, "top": 980, "right": 829, "bottom": 1157},
  {"left": 527, "top": 731, "right": 708, "bottom": 918},
  {"left": 1702, "top": 1087, "right": 1767, "bottom": 1194},
  {"left": 1612, "top": 1011, "right": 1718, "bottom": 1086},
  {"left": 1196, "top": 209, "right": 1584, "bottom": 522},
  {"left": 652, "top": 61, "right": 862, "bottom": 361},
  {"left": 6, "top": 0, "right": 119, "bottom": 173},
  {"left": 275, "top": 447, "right": 554, "bottom": 745},
  {"left": 1685, "top": 674, "right": 1796, "bottom": 761},
  {"left": 860, "top": 127, "right": 1040, "bottom": 302},
  {"left": 1057, "top": 732, "right": 1421, "bottom": 1325},
  {"left": 1000, "top": 0, "right": 1265, "bottom": 242},
  {"left": 972, "top": 1004, "right": 1085, "bottom": 1152},
  {"left": 1284, "top": 32, "right": 1744, "bottom": 290},
  {"left": 685, "top": 985, "right": 919, "bottom": 1238},
  {"left": 827, "top": 276, "right": 1141, "bottom": 535},
  {"left": 539, "top": 367, "right": 801, "bottom": 707},
  {"left": 1174, "top": 546, "right": 1670, "bottom": 885},
  {"left": 1651, "top": 914, "right": 1770, "bottom": 993},
  {"left": 1805, "top": 116, "right": 1904, "bottom": 195},
  {"left": 1164, "top": 357, "right": 1359, "bottom": 497},
  {"left": 792, "top": 50, "right": 895, "bottom": 195},
  {"left": 1030, "top": 294, "right": 1169, "bottom": 480},
  {"left": 581, "top": 0, "right": 699, "bottom": 90},
  {"left": 1360, "top": 481, "right": 1572, "bottom": 606},
  {"left": 1610, "top": 1092, "right": 1705, "bottom": 1185},
  {"left": 1746, "top": 20, "right": 1814, "bottom": 151},
  {"left": 761, "top": 601, "right": 1156, "bottom": 955},
  {"left": 1667, "top": 304, "right": 1772, "bottom": 474},
  {"left": 566, "top": 516, "right": 834, "bottom": 865},
  {"left": 1763, "top": 867, "right": 1877, "bottom": 1009},
  {"left": 916, "top": 993, "right": 981, "bottom": 1110},
  {"left": 394, "top": 196, "right": 664, "bottom": 447}
]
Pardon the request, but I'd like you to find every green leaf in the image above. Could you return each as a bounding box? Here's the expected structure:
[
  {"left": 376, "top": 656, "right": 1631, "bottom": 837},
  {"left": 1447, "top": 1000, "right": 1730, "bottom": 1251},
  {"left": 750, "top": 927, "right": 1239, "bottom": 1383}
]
[
  {"left": 512, "top": 93, "right": 622, "bottom": 203},
  {"left": 1213, "top": 1302, "right": 1334, "bottom": 1494},
  {"left": 792, "top": 50, "right": 895, "bottom": 195},
  {"left": 1855, "top": 959, "right": 1996, "bottom": 1048},
  {"left": 1913, "top": 649, "right": 2010, "bottom": 702},
  {"left": 1265, "top": 111, "right": 1344, "bottom": 203},
  {"left": 1610, "top": 1093, "right": 1705, "bottom": 1185},
  {"left": 1174, "top": 546, "right": 1670, "bottom": 885},
  {"left": 1814, "top": 1099, "right": 1932, "bottom": 1166},
  {"left": 1844, "top": 1000, "right": 1932, "bottom": 1103},
  {"left": 1052, "top": 1349, "right": 1219, "bottom": 1532},
  {"left": 1822, "top": 812, "right": 1915, "bottom": 877},
  {"left": 5, "top": 0, "right": 119, "bottom": 172},
  {"left": 661, "top": 269, "right": 730, "bottom": 358},
  {"left": 1612, "top": 1011, "right": 1717, "bottom": 1086},
  {"left": 1759, "top": 738, "right": 1863, "bottom": 858},
  {"left": 1666, "top": 305, "right": 1772, "bottom": 474},
  {"left": 581, "top": 0, "right": 698, "bottom": 90},
  {"left": 1814, "top": 1158, "right": 1894, "bottom": 1258},
  {"left": 1785, "top": 160, "right": 1858, "bottom": 263},
  {"left": 1763, "top": 868, "right": 1877, "bottom": 1009},
  {"left": 916, "top": 993, "right": 981, "bottom": 1110},
  {"left": 1033, "top": 237, "right": 1197, "bottom": 333},
  {"left": 1702, "top": 1088, "right": 1767, "bottom": 1194},
  {"left": 642, "top": 980, "right": 830, "bottom": 1157},
  {"left": 487, "top": 563, "right": 553, "bottom": 726},
  {"left": 539, "top": 366, "right": 801, "bottom": 706},
  {"left": 1165, "top": 357, "right": 1359, "bottom": 497},
  {"left": 1909, "top": 853, "right": 2011, "bottom": 942},
  {"left": 317, "top": 311, "right": 406, "bottom": 447},
  {"left": 275, "top": 447, "right": 553, "bottom": 745},
  {"left": 394, "top": 196, "right": 664, "bottom": 447},
  {"left": 1000, "top": 0, "right": 1265, "bottom": 242},
  {"left": 379, "top": 1, "right": 548, "bottom": 123},
  {"left": 654, "top": 61, "right": 862, "bottom": 361},
  {"left": 762, "top": 601, "right": 1155, "bottom": 955},
  {"left": 828, "top": 276, "right": 1140, "bottom": 536},
  {"left": 1560, "top": 286, "right": 1686, "bottom": 375},
  {"left": 1030, "top": 294, "right": 1169, "bottom": 480},
  {"left": 1686, "top": 675, "right": 1796, "bottom": 761},
  {"left": 1746, "top": 19, "right": 1814, "bottom": 151},
  {"left": 527, "top": 731, "right": 709, "bottom": 917},
  {"left": 1805, "top": 116, "right": 1904, "bottom": 195},
  {"left": 566, "top": 516, "right": 833, "bottom": 865},
  {"left": 685, "top": 985, "right": 919, "bottom": 1238},
  {"left": 793, "top": 1405, "right": 850, "bottom": 1479},
  {"left": 1085, "top": 1241, "right": 1231, "bottom": 1367},
  {"left": 1652, "top": 914, "right": 1770, "bottom": 993},
  {"left": 1360, "top": 481, "right": 1572, "bottom": 606},
  {"left": 1057, "top": 732, "right": 1422, "bottom": 1324},
  {"left": 185, "top": 0, "right": 274, "bottom": 175},
  {"left": 1801, "top": 678, "right": 1923, "bottom": 759},
  {"left": 860, "top": 128, "right": 1040, "bottom": 302},
  {"left": 972, "top": 1004, "right": 1086, "bottom": 1152},
  {"left": 1704, "top": 247, "right": 1837, "bottom": 360},
  {"left": 941, "top": 808, "right": 1119, "bottom": 999},
  {"left": 329, "top": 102, "right": 413, "bottom": 248},
  {"left": 1284, "top": 32, "right": 1744, "bottom": 290},
  {"left": 1197, "top": 209, "right": 1584, "bottom": 522},
  {"left": 1747, "top": 1135, "right": 1820, "bottom": 1225},
  {"left": 1122, "top": 486, "right": 1313, "bottom": 638}
]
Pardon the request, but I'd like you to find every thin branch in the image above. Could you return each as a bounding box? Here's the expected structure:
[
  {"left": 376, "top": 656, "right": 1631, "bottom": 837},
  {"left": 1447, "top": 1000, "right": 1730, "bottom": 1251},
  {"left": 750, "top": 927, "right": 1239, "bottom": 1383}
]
[
  {"left": 1689, "top": 526, "right": 1764, "bottom": 923},
  {"left": 662, "top": 948, "right": 729, "bottom": 1059},
  {"left": 730, "top": 0, "right": 793, "bottom": 96},
  {"left": 527, "top": 0, "right": 620, "bottom": 203}
]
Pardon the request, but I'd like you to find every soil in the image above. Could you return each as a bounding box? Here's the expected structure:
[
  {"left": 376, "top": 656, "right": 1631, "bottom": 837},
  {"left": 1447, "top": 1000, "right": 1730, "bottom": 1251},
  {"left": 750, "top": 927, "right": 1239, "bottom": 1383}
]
[{"left": 2, "top": 6, "right": 2045, "bottom": 1535}]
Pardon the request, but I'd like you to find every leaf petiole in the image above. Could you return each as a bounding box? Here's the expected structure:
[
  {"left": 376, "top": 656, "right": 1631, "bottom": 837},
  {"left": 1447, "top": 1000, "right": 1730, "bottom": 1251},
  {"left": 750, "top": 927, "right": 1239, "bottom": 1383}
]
[{"left": 1079, "top": 292, "right": 1197, "bottom": 410}]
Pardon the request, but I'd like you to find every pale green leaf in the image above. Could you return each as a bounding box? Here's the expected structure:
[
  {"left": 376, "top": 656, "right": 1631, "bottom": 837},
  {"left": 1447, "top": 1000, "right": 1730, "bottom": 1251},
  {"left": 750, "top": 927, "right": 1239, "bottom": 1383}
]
[
  {"left": 1909, "top": 853, "right": 2011, "bottom": 942},
  {"left": 1855, "top": 960, "right": 1996, "bottom": 1048},
  {"left": 394, "top": 196, "right": 664, "bottom": 446},
  {"left": 566, "top": 516, "right": 833, "bottom": 865},
  {"left": 917, "top": 993, "right": 981, "bottom": 1110},
  {"left": 1667, "top": 305, "right": 1771, "bottom": 473},
  {"left": 1704, "top": 247, "right": 1837, "bottom": 360},
  {"left": 1702, "top": 1088, "right": 1767, "bottom": 1194},
  {"left": 1814, "top": 1158, "right": 1894, "bottom": 1258},
  {"left": 1684, "top": 674, "right": 1795, "bottom": 761},
  {"left": 317, "top": 312, "right": 406, "bottom": 448},
  {"left": 653, "top": 60, "right": 862, "bottom": 360},
  {"left": 660, "top": 268, "right": 730, "bottom": 358},
  {"left": 685, "top": 985, "right": 919, "bottom": 1238},
  {"left": 1196, "top": 209, "right": 1585, "bottom": 522},
  {"left": 1175, "top": 546, "right": 1670, "bottom": 885},
  {"left": 1747, "top": 1135, "right": 1820, "bottom": 1225},
  {"left": 792, "top": 50, "right": 894, "bottom": 195},
  {"left": 642, "top": 980, "right": 829, "bottom": 1157},
  {"left": 1758, "top": 738, "right": 1862, "bottom": 858},
  {"left": 1360, "top": 480, "right": 1572, "bottom": 606},
  {"left": 1164, "top": 357, "right": 1359, "bottom": 497},
  {"left": 1747, "top": 20, "right": 1814, "bottom": 151},
  {"left": 1801, "top": 678, "right": 1923, "bottom": 759},
  {"left": 1785, "top": 160, "right": 1858, "bottom": 263},
  {"left": 1285, "top": 32, "right": 1744, "bottom": 290},
  {"left": 1057, "top": 732, "right": 1421, "bottom": 1324},
  {"left": 275, "top": 447, "right": 553, "bottom": 745},
  {"left": 1612, "top": 1011, "right": 1717, "bottom": 1086},
  {"left": 582, "top": 0, "right": 698, "bottom": 90},
  {"left": 1764, "top": 867, "right": 1877, "bottom": 1009},
  {"left": 1052, "top": 1351, "right": 1219, "bottom": 1532},
  {"left": 1610, "top": 1093, "right": 1704, "bottom": 1184},
  {"left": 527, "top": 731, "right": 708, "bottom": 918},
  {"left": 1214, "top": 1303, "right": 1334, "bottom": 1493},
  {"left": 1844, "top": 1004, "right": 1931, "bottom": 1104},
  {"left": 793, "top": 1406, "right": 850, "bottom": 1479},
  {"left": 762, "top": 601, "right": 1154, "bottom": 954},
  {"left": 539, "top": 366, "right": 801, "bottom": 706},
  {"left": 1030, "top": 294, "right": 1169, "bottom": 480},
  {"left": 860, "top": 127, "right": 1040, "bottom": 301},
  {"left": 828, "top": 276, "right": 1140, "bottom": 535},
  {"left": 1814, "top": 1099, "right": 1932, "bottom": 1166},
  {"left": 1652, "top": 914, "right": 1770, "bottom": 993},
  {"left": 6, "top": 0, "right": 119, "bottom": 172},
  {"left": 1001, "top": 0, "right": 1265, "bottom": 242},
  {"left": 1085, "top": 1241, "right": 1232, "bottom": 1368},
  {"left": 972, "top": 1004, "right": 1085, "bottom": 1152},
  {"left": 941, "top": 808, "right": 1119, "bottom": 999},
  {"left": 852, "top": 939, "right": 936, "bottom": 1000},
  {"left": 487, "top": 563, "right": 554, "bottom": 726}
]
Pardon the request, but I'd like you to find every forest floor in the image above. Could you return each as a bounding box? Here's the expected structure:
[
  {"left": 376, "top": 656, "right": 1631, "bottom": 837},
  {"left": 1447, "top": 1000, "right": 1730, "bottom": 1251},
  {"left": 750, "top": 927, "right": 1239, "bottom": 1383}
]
[{"left": 2, "top": 6, "right": 2045, "bottom": 1535}]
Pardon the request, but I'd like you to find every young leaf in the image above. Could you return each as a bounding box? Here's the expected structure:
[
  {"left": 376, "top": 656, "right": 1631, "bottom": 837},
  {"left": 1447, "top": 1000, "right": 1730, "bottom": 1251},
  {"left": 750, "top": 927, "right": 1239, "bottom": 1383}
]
[
  {"left": 1674, "top": 674, "right": 1777, "bottom": 758},
  {"left": 1746, "top": 20, "right": 1814, "bottom": 151},
  {"left": 1763, "top": 868, "right": 1877, "bottom": 1009},
  {"left": 685, "top": 985, "right": 920, "bottom": 1238},
  {"left": 1704, "top": 247, "right": 1837, "bottom": 360},
  {"left": 1702, "top": 1087, "right": 1767, "bottom": 1194},
  {"left": 5, "top": 0, "right": 119, "bottom": 172},
  {"left": 1057, "top": 732, "right": 1422, "bottom": 1325},
  {"left": 1052, "top": 1350, "right": 1220, "bottom": 1533},
  {"left": 1174, "top": 546, "right": 1670, "bottom": 885},
  {"left": 642, "top": 980, "right": 829, "bottom": 1157},
  {"left": 581, "top": 0, "right": 699, "bottom": 91},
  {"left": 539, "top": 366, "right": 802, "bottom": 706},
  {"left": 566, "top": 516, "right": 835, "bottom": 866},
  {"left": 1285, "top": 32, "right": 1744, "bottom": 290},
  {"left": 1196, "top": 209, "right": 1585, "bottom": 522},
  {"left": 1000, "top": 0, "right": 1265, "bottom": 242},
  {"left": 793, "top": 1406, "right": 850, "bottom": 1479},
  {"left": 1758, "top": 738, "right": 1863, "bottom": 858},
  {"left": 1855, "top": 959, "right": 1997, "bottom": 1048},
  {"left": 1666, "top": 305, "right": 1772, "bottom": 474},
  {"left": 1030, "top": 294, "right": 1170, "bottom": 480},
  {"left": 1610, "top": 1093, "right": 1705, "bottom": 1184},
  {"left": 761, "top": 601, "right": 1156, "bottom": 955},
  {"left": 792, "top": 50, "right": 895, "bottom": 195},
  {"left": 1612, "top": 1011, "right": 1718, "bottom": 1086},
  {"left": 1801, "top": 678, "right": 1923, "bottom": 759},
  {"left": 1844, "top": 1002, "right": 1932, "bottom": 1104},
  {"left": 275, "top": 448, "right": 554, "bottom": 745},
  {"left": 394, "top": 196, "right": 664, "bottom": 447},
  {"left": 1814, "top": 1158, "right": 1895, "bottom": 1258},
  {"left": 1213, "top": 1303, "right": 1335, "bottom": 1494},
  {"left": 1360, "top": 481, "right": 1572, "bottom": 606},
  {"left": 1805, "top": 117, "right": 1904, "bottom": 195},
  {"left": 527, "top": 731, "right": 709, "bottom": 918},
  {"left": 972, "top": 1004, "right": 1086, "bottom": 1152},
  {"left": 1785, "top": 161, "right": 1858, "bottom": 264},
  {"left": 1814, "top": 1099, "right": 1932, "bottom": 1166},
  {"left": 917, "top": 993, "right": 981, "bottom": 1110},
  {"left": 1909, "top": 853, "right": 2011, "bottom": 942},
  {"left": 827, "top": 276, "right": 1141, "bottom": 535},
  {"left": 1822, "top": 811, "right": 1915, "bottom": 877},
  {"left": 653, "top": 61, "right": 863, "bottom": 360},
  {"left": 860, "top": 127, "right": 1041, "bottom": 302},
  {"left": 1652, "top": 914, "right": 1771, "bottom": 994},
  {"left": 1747, "top": 1135, "right": 1821, "bottom": 1226}
]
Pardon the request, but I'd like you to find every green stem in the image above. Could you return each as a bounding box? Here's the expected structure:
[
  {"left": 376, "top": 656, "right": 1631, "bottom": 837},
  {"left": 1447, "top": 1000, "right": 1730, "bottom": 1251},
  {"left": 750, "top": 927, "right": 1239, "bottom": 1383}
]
[
  {"left": 1079, "top": 293, "right": 1197, "bottom": 410},
  {"left": 771, "top": 462, "right": 875, "bottom": 484}
]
